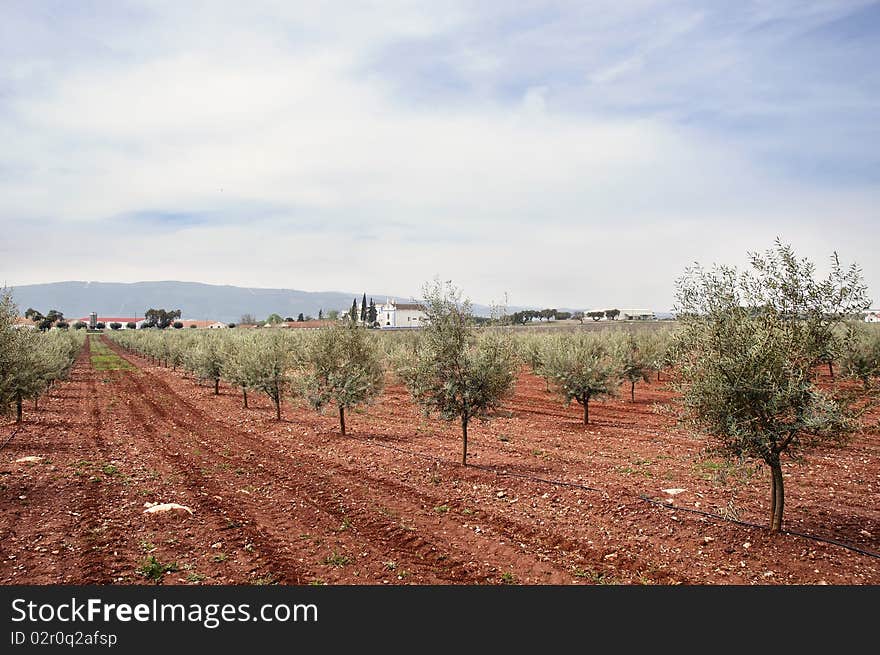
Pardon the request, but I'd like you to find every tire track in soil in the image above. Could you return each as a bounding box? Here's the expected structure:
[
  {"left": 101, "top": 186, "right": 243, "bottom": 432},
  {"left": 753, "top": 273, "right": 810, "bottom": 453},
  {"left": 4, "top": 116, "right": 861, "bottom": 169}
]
[
  {"left": 122, "top": 367, "right": 491, "bottom": 583},
  {"left": 106, "top": 338, "right": 644, "bottom": 583},
  {"left": 113, "top": 371, "right": 310, "bottom": 584}
]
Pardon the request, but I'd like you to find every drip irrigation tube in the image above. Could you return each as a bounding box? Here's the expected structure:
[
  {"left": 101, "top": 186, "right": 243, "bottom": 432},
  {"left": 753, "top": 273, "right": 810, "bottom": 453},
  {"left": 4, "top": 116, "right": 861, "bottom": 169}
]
[
  {"left": 0, "top": 426, "right": 20, "bottom": 451},
  {"left": 353, "top": 433, "right": 880, "bottom": 561}
]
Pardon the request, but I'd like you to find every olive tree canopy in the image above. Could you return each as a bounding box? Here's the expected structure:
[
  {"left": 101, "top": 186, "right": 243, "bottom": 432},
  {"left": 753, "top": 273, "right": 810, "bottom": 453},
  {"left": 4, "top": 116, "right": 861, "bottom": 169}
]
[
  {"left": 398, "top": 280, "right": 517, "bottom": 465},
  {"left": 673, "top": 239, "right": 870, "bottom": 532}
]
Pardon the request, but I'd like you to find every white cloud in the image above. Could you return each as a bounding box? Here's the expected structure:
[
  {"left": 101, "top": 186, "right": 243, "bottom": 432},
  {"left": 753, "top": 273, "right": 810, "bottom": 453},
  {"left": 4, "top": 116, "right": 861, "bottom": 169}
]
[{"left": 0, "top": 1, "right": 877, "bottom": 309}]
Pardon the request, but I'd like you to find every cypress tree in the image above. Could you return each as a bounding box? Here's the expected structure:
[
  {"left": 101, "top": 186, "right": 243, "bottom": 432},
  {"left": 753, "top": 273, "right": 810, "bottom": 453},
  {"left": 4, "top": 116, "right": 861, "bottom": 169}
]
[
  {"left": 368, "top": 298, "right": 377, "bottom": 326},
  {"left": 360, "top": 293, "right": 367, "bottom": 323},
  {"left": 350, "top": 299, "right": 358, "bottom": 325}
]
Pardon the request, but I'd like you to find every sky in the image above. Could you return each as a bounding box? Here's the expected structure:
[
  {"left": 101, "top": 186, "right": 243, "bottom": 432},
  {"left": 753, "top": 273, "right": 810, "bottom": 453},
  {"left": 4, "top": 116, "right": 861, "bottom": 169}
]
[{"left": 1, "top": 1, "right": 878, "bottom": 311}]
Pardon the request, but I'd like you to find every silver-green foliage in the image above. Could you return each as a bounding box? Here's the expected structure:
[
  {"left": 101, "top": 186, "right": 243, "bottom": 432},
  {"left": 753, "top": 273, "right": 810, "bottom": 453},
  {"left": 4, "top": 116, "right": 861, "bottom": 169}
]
[
  {"left": 397, "top": 281, "right": 517, "bottom": 465},
  {"left": 840, "top": 322, "right": 880, "bottom": 388},
  {"left": 612, "top": 332, "right": 653, "bottom": 401},
  {"left": 302, "top": 324, "right": 384, "bottom": 434},
  {"left": 0, "top": 289, "right": 83, "bottom": 421},
  {"left": 673, "top": 239, "right": 870, "bottom": 531},
  {"left": 536, "top": 332, "right": 619, "bottom": 424}
]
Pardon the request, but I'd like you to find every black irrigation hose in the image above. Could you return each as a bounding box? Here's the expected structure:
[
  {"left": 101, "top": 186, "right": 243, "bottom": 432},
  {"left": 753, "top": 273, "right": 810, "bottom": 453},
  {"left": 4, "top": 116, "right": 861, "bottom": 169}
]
[
  {"left": 782, "top": 529, "right": 880, "bottom": 560},
  {"left": 637, "top": 495, "right": 880, "bottom": 559},
  {"left": 353, "top": 433, "right": 880, "bottom": 561},
  {"left": 0, "top": 426, "right": 20, "bottom": 451},
  {"left": 637, "top": 494, "right": 767, "bottom": 530}
]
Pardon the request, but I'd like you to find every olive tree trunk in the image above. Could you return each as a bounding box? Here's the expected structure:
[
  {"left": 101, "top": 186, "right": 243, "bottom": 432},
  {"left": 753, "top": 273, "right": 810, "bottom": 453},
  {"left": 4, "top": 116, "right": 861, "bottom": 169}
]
[
  {"left": 242, "top": 388, "right": 248, "bottom": 408},
  {"left": 581, "top": 394, "right": 590, "bottom": 425},
  {"left": 214, "top": 377, "right": 220, "bottom": 395},
  {"left": 461, "top": 414, "right": 469, "bottom": 466},
  {"left": 768, "top": 460, "right": 785, "bottom": 533},
  {"left": 273, "top": 379, "right": 281, "bottom": 421}
]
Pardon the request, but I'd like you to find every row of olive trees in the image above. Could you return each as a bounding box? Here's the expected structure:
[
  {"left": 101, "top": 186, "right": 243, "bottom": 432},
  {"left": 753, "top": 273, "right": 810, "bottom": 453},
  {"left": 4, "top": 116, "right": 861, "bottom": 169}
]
[
  {"left": 396, "top": 247, "right": 876, "bottom": 535},
  {"left": 108, "top": 243, "right": 878, "bottom": 535},
  {"left": 107, "top": 324, "right": 385, "bottom": 432},
  {"left": 514, "top": 328, "right": 675, "bottom": 424},
  {"left": 839, "top": 322, "right": 880, "bottom": 388},
  {"left": 1, "top": 290, "right": 85, "bottom": 423},
  {"left": 108, "top": 282, "right": 519, "bottom": 466}
]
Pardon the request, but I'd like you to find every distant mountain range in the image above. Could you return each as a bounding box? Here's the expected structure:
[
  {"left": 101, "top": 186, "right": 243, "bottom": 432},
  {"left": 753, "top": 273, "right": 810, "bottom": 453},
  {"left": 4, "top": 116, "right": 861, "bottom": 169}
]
[
  {"left": 6, "top": 280, "right": 666, "bottom": 324},
  {"left": 6, "top": 280, "right": 578, "bottom": 324},
  {"left": 5, "top": 281, "right": 410, "bottom": 324}
]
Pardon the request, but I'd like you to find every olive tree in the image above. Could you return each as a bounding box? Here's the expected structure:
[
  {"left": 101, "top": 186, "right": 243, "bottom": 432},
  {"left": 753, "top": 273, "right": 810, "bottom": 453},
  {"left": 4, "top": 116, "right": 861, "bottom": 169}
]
[
  {"left": 673, "top": 240, "right": 870, "bottom": 532},
  {"left": 221, "top": 333, "right": 258, "bottom": 408},
  {"left": 840, "top": 323, "right": 880, "bottom": 389},
  {"left": 188, "top": 333, "right": 225, "bottom": 395},
  {"left": 614, "top": 332, "right": 653, "bottom": 402},
  {"left": 239, "top": 330, "right": 297, "bottom": 420},
  {"left": 537, "top": 332, "right": 619, "bottom": 424},
  {"left": 398, "top": 281, "right": 517, "bottom": 466},
  {"left": 301, "top": 324, "right": 384, "bottom": 435}
]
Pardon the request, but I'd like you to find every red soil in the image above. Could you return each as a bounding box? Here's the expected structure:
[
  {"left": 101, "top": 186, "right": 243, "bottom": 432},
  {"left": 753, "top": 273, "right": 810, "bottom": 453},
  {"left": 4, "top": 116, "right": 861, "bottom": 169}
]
[{"left": 1, "top": 336, "right": 877, "bottom": 585}]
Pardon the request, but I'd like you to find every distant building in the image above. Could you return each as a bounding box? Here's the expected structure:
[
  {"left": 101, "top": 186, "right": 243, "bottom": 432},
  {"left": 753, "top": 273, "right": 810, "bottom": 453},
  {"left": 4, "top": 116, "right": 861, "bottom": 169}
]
[
  {"left": 864, "top": 310, "right": 880, "bottom": 323},
  {"left": 377, "top": 299, "right": 427, "bottom": 328},
  {"left": 179, "top": 319, "right": 227, "bottom": 329},
  {"left": 619, "top": 309, "right": 656, "bottom": 321},
  {"left": 12, "top": 317, "right": 37, "bottom": 330},
  {"left": 77, "top": 316, "right": 146, "bottom": 329}
]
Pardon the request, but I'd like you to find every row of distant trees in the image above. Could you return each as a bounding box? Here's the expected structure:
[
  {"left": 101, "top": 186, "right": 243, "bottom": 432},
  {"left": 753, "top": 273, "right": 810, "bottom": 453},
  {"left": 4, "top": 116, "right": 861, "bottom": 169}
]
[
  {"left": 24, "top": 308, "right": 68, "bottom": 331},
  {"left": 110, "top": 319, "right": 383, "bottom": 429},
  {"left": 22, "top": 305, "right": 348, "bottom": 332},
  {"left": 239, "top": 308, "right": 340, "bottom": 326},
  {"left": 2, "top": 293, "right": 84, "bottom": 423},
  {"left": 21, "top": 308, "right": 185, "bottom": 331},
  {"left": 504, "top": 308, "right": 622, "bottom": 325}
]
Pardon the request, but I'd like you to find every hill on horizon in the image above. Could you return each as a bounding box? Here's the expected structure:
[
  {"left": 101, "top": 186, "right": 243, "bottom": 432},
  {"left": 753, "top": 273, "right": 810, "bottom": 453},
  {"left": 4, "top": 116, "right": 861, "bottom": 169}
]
[{"left": 6, "top": 280, "right": 558, "bottom": 324}]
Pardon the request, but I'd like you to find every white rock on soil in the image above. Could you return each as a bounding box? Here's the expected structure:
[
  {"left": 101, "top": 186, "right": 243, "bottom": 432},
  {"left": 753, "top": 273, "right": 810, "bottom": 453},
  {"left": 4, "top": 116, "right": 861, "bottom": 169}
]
[
  {"left": 143, "top": 503, "right": 194, "bottom": 516},
  {"left": 15, "top": 456, "right": 44, "bottom": 464},
  {"left": 662, "top": 488, "right": 687, "bottom": 495}
]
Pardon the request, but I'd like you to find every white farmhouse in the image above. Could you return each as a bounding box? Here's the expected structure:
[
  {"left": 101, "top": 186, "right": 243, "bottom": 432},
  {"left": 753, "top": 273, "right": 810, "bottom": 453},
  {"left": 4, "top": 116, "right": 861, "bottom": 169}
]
[
  {"left": 377, "top": 299, "right": 427, "bottom": 328},
  {"left": 864, "top": 310, "right": 880, "bottom": 323},
  {"left": 619, "top": 309, "right": 656, "bottom": 321}
]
